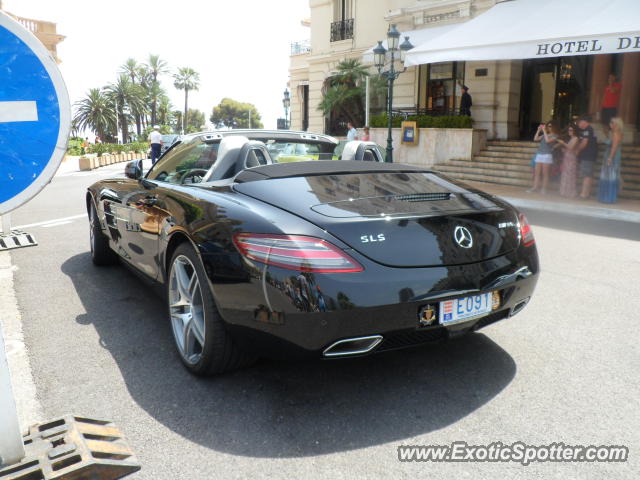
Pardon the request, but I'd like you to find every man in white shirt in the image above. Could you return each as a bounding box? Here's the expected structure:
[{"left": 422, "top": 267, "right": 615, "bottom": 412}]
[
  {"left": 148, "top": 125, "right": 163, "bottom": 164},
  {"left": 346, "top": 122, "right": 358, "bottom": 141}
]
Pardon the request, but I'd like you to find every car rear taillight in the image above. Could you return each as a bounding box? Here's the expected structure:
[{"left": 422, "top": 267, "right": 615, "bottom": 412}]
[
  {"left": 518, "top": 213, "right": 535, "bottom": 247},
  {"left": 232, "top": 234, "right": 363, "bottom": 273}
]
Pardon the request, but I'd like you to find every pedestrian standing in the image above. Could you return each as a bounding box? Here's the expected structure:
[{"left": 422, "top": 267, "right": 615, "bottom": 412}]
[
  {"left": 555, "top": 124, "right": 580, "bottom": 198},
  {"left": 361, "top": 126, "right": 371, "bottom": 141},
  {"left": 598, "top": 117, "right": 623, "bottom": 204},
  {"left": 460, "top": 85, "right": 472, "bottom": 116},
  {"left": 600, "top": 74, "right": 621, "bottom": 129},
  {"left": 527, "top": 121, "right": 559, "bottom": 195},
  {"left": 148, "top": 125, "right": 163, "bottom": 164},
  {"left": 346, "top": 122, "right": 358, "bottom": 141},
  {"left": 576, "top": 116, "right": 598, "bottom": 199}
]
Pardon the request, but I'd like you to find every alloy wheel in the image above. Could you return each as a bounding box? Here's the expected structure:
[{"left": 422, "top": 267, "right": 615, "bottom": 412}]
[{"left": 168, "top": 255, "right": 206, "bottom": 365}]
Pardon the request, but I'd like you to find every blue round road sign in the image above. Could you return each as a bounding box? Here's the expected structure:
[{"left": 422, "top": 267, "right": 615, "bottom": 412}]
[{"left": 0, "top": 12, "right": 70, "bottom": 215}]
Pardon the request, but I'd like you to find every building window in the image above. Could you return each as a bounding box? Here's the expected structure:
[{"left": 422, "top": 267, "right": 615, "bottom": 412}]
[
  {"left": 331, "top": 0, "right": 353, "bottom": 42},
  {"left": 418, "top": 62, "right": 465, "bottom": 114}
]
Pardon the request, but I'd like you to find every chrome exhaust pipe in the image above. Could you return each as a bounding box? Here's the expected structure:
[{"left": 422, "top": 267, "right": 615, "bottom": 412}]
[
  {"left": 323, "top": 335, "right": 383, "bottom": 357},
  {"left": 510, "top": 297, "right": 530, "bottom": 317}
]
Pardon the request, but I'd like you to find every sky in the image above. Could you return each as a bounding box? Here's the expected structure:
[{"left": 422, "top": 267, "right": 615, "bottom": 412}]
[{"left": 4, "top": 0, "right": 311, "bottom": 132}]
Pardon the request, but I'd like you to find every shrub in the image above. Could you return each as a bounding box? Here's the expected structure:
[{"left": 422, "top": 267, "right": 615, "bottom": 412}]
[
  {"left": 66, "top": 138, "right": 83, "bottom": 156},
  {"left": 88, "top": 143, "right": 109, "bottom": 157},
  {"left": 111, "top": 143, "right": 125, "bottom": 154},
  {"left": 126, "top": 141, "right": 149, "bottom": 153},
  {"left": 370, "top": 113, "right": 472, "bottom": 129}
]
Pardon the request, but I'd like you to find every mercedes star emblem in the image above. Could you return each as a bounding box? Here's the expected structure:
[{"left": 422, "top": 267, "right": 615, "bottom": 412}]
[{"left": 454, "top": 226, "right": 473, "bottom": 248}]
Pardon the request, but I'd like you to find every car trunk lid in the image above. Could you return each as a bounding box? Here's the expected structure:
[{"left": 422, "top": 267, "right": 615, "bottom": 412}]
[{"left": 233, "top": 170, "right": 520, "bottom": 267}]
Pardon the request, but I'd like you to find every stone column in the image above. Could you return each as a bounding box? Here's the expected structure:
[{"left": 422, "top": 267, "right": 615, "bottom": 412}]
[{"left": 588, "top": 54, "right": 612, "bottom": 116}]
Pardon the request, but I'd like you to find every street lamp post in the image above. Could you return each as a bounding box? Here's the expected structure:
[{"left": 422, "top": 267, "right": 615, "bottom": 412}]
[
  {"left": 373, "top": 25, "right": 413, "bottom": 162},
  {"left": 282, "top": 89, "right": 291, "bottom": 129}
]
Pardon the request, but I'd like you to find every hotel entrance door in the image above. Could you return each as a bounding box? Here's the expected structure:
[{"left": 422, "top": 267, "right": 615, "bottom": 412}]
[
  {"left": 520, "top": 60, "right": 557, "bottom": 138},
  {"left": 519, "top": 57, "right": 592, "bottom": 139}
]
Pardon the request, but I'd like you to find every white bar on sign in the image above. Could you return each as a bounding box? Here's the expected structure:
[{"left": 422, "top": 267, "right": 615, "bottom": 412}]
[{"left": 0, "top": 101, "right": 38, "bottom": 123}]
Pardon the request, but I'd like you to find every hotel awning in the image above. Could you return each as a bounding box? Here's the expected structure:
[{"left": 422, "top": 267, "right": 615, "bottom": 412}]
[
  {"left": 362, "top": 22, "right": 461, "bottom": 64},
  {"left": 405, "top": 0, "right": 640, "bottom": 67}
]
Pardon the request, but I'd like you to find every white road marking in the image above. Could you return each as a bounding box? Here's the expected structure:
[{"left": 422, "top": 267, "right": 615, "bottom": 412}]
[
  {"left": 14, "top": 213, "right": 86, "bottom": 230},
  {"left": 0, "top": 101, "right": 38, "bottom": 122},
  {"left": 41, "top": 220, "right": 73, "bottom": 228}
]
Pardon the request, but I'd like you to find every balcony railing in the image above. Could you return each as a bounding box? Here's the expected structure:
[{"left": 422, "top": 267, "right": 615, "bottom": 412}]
[
  {"left": 290, "top": 39, "right": 311, "bottom": 55},
  {"left": 330, "top": 18, "right": 354, "bottom": 42},
  {"left": 6, "top": 12, "right": 57, "bottom": 34}
]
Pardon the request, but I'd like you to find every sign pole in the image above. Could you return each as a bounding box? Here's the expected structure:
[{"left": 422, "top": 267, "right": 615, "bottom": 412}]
[
  {"left": 0, "top": 323, "right": 25, "bottom": 467},
  {"left": 1, "top": 213, "right": 10, "bottom": 235}
]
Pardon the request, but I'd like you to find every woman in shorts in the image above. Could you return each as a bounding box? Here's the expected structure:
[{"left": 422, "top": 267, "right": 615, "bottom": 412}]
[{"left": 527, "top": 121, "right": 559, "bottom": 195}]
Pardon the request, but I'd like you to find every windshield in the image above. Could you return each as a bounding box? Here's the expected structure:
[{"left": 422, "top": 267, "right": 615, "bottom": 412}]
[
  {"left": 145, "top": 135, "right": 339, "bottom": 184},
  {"left": 265, "top": 140, "right": 336, "bottom": 163}
]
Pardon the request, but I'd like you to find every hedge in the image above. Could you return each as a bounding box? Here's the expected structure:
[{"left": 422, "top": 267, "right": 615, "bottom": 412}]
[
  {"left": 87, "top": 141, "right": 149, "bottom": 157},
  {"left": 370, "top": 113, "right": 473, "bottom": 129}
]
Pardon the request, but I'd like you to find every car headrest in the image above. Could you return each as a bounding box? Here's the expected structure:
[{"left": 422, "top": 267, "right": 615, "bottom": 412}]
[{"left": 204, "top": 136, "right": 249, "bottom": 181}]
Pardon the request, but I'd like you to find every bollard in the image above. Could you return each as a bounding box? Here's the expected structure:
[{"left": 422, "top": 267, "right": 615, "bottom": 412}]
[{"left": 0, "top": 323, "right": 25, "bottom": 467}]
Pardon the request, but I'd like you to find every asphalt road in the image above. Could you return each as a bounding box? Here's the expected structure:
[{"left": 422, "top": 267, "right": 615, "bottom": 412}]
[{"left": 5, "top": 164, "right": 639, "bottom": 479}]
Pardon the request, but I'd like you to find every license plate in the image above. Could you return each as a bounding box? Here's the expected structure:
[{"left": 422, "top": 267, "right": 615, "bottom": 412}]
[{"left": 439, "top": 293, "right": 493, "bottom": 325}]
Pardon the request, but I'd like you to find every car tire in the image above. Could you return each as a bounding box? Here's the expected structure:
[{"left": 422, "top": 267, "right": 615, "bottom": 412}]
[
  {"left": 167, "top": 242, "right": 255, "bottom": 376},
  {"left": 89, "top": 203, "right": 118, "bottom": 266}
]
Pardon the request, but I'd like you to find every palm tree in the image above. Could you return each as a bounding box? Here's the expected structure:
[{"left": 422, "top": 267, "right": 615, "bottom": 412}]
[
  {"left": 72, "top": 88, "right": 116, "bottom": 141},
  {"left": 157, "top": 95, "right": 174, "bottom": 126},
  {"left": 119, "top": 58, "right": 146, "bottom": 134},
  {"left": 105, "top": 75, "right": 147, "bottom": 143},
  {"left": 318, "top": 59, "right": 369, "bottom": 132},
  {"left": 119, "top": 58, "right": 139, "bottom": 84},
  {"left": 146, "top": 54, "right": 169, "bottom": 83},
  {"left": 173, "top": 67, "right": 200, "bottom": 134},
  {"left": 146, "top": 55, "right": 169, "bottom": 125}
]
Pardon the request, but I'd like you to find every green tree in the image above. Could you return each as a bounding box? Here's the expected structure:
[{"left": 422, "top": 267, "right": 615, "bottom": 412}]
[
  {"left": 119, "top": 58, "right": 140, "bottom": 83},
  {"left": 157, "top": 95, "right": 174, "bottom": 126},
  {"left": 185, "top": 108, "right": 205, "bottom": 132},
  {"left": 72, "top": 88, "right": 117, "bottom": 142},
  {"left": 173, "top": 67, "right": 200, "bottom": 134},
  {"left": 145, "top": 54, "right": 169, "bottom": 125},
  {"left": 119, "top": 58, "right": 145, "bottom": 135},
  {"left": 210, "top": 98, "right": 263, "bottom": 129},
  {"left": 172, "top": 110, "right": 183, "bottom": 134},
  {"left": 318, "top": 58, "right": 369, "bottom": 131},
  {"left": 105, "top": 75, "right": 147, "bottom": 143}
]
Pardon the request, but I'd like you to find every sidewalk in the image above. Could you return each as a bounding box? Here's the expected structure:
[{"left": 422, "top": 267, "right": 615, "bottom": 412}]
[{"left": 467, "top": 181, "right": 640, "bottom": 224}]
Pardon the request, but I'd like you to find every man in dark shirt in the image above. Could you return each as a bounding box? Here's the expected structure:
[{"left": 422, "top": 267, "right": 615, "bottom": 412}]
[
  {"left": 460, "top": 85, "right": 472, "bottom": 116},
  {"left": 576, "top": 116, "right": 598, "bottom": 199}
]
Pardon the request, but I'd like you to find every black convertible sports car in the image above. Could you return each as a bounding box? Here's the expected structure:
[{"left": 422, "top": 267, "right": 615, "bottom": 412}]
[{"left": 87, "top": 130, "right": 539, "bottom": 375}]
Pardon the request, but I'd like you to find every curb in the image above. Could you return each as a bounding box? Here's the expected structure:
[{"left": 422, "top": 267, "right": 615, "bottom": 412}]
[
  {"left": 0, "top": 252, "right": 43, "bottom": 432},
  {"left": 502, "top": 196, "right": 640, "bottom": 224}
]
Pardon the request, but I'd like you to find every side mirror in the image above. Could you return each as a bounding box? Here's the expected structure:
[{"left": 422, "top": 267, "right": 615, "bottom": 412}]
[{"left": 124, "top": 160, "right": 142, "bottom": 180}]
